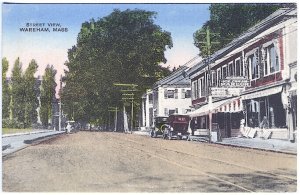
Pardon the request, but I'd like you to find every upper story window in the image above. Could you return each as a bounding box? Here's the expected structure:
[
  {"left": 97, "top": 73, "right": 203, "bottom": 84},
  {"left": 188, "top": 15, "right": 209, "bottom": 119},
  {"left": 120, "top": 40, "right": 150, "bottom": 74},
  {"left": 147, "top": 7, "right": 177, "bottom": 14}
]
[
  {"left": 148, "top": 94, "right": 153, "bottom": 104},
  {"left": 191, "top": 80, "right": 198, "bottom": 100},
  {"left": 211, "top": 71, "right": 217, "bottom": 87},
  {"left": 217, "top": 68, "right": 221, "bottom": 86},
  {"left": 264, "top": 44, "right": 279, "bottom": 76},
  {"left": 228, "top": 62, "right": 234, "bottom": 77},
  {"left": 235, "top": 58, "right": 243, "bottom": 77},
  {"left": 248, "top": 54, "right": 259, "bottom": 80},
  {"left": 222, "top": 65, "right": 228, "bottom": 79},
  {"left": 182, "top": 89, "right": 191, "bottom": 99},
  {"left": 164, "top": 89, "right": 175, "bottom": 99},
  {"left": 199, "top": 77, "right": 206, "bottom": 97},
  {"left": 186, "top": 90, "right": 191, "bottom": 98}
]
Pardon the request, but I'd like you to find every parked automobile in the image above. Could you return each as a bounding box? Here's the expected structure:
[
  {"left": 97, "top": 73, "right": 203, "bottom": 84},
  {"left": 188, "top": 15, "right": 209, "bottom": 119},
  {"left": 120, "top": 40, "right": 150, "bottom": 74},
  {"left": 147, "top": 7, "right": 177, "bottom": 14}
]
[
  {"left": 163, "top": 114, "right": 190, "bottom": 140},
  {"left": 150, "top": 116, "right": 169, "bottom": 138}
]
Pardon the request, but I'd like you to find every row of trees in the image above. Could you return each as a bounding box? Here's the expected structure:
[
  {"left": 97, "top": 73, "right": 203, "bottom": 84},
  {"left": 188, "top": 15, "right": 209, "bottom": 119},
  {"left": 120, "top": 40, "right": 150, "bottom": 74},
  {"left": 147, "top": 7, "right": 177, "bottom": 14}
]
[
  {"left": 2, "top": 57, "right": 57, "bottom": 129},
  {"left": 62, "top": 9, "right": 173, "bottom": 127}
]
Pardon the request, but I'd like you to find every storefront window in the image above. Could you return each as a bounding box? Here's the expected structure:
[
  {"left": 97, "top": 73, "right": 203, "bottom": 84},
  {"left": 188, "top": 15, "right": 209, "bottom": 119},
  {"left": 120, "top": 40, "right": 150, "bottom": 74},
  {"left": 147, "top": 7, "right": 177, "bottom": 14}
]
[{"left": 246, "top": 93, "right": 286, "bottom": 129}]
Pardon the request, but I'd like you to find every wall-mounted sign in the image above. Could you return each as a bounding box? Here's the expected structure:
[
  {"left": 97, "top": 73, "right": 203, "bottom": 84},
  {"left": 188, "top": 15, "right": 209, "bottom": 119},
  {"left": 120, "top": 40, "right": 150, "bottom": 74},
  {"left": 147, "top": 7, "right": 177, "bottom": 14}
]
[
  {"left": 211, "top": 87, "right": 242, "bottom": 97},
  {"left": 220, "top": 77, "right": 250, "bottom": 88}
]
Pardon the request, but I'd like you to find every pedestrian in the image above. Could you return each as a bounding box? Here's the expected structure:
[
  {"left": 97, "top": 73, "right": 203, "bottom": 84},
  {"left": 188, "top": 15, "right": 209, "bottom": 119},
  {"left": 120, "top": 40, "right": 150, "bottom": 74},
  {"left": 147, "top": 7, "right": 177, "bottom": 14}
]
[
  {"left": 190, "top": 118, "right": 196, "bottom": 136},
  {"left": 66, "top": 122, "right": 72, "bottom": 134}
]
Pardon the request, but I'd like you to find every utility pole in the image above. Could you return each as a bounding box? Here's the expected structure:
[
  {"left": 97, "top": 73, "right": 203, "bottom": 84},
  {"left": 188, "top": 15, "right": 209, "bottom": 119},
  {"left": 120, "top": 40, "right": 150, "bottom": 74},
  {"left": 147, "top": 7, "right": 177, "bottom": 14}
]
[
  {"left": 59, "top": 75, "right": 62, "bottom": 131},
  {"left": 108, "top": 107, "right": 119, "bottom": 131},
  {"left": 114, "top": 83, "right": 138, "bottom": 133},
  {"left": 199, "top": 27, "right": 219, "bottom": 143}
]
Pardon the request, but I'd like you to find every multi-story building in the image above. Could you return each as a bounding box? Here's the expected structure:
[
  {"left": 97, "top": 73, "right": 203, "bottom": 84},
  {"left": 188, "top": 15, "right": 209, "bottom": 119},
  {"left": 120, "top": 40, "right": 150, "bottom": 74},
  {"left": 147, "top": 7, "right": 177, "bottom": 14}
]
[
  {"left": 141, "top": 66, "right": 191, "bottom": 129},
  {"left": 187, "top": 8, "right": 297, "bottom": 141}
]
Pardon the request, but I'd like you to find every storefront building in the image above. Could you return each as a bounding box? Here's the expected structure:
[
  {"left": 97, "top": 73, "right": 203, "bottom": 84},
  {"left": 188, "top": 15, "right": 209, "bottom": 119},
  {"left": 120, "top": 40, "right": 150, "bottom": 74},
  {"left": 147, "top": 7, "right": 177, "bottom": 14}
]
[{"left": 187, "top": 8, "right": 297, "bottom": 141}]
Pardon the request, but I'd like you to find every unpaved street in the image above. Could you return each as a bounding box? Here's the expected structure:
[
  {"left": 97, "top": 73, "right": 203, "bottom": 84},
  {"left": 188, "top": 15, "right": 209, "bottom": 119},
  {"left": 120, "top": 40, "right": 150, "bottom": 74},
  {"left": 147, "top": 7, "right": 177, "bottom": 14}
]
[{"left": 2, "top": 131, "right": 297, "bottom": 192}]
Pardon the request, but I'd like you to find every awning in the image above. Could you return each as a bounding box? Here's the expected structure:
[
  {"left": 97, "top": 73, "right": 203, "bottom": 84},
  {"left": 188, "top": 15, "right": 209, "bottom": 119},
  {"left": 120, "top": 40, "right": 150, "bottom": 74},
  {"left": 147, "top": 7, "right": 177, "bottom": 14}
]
[
  {"left": 242, "top": 86, "right": 282, "bottom": 100},
  {"left": 188, "top": 97, "right": 241, "bottom": 117}
]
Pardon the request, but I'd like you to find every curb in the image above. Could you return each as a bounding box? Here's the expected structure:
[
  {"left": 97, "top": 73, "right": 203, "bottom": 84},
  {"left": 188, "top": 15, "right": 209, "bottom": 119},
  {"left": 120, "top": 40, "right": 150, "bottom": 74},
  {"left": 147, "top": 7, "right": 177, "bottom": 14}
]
[
  {"left": 214, "top": 142, "right": 297, "bottom": 155},
  {"left": 23, "top": 132, "right": 65, "bottom": 144},
  {"left": 2, "top": 130, "right": 59, "bottom": 138}
]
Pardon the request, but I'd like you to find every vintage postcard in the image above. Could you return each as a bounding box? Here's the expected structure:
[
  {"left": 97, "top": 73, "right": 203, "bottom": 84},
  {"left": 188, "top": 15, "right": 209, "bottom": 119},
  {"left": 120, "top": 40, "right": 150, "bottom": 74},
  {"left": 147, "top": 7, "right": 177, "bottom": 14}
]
[{"left": 1, "top": 1, "right": 297, "bottom": 192}]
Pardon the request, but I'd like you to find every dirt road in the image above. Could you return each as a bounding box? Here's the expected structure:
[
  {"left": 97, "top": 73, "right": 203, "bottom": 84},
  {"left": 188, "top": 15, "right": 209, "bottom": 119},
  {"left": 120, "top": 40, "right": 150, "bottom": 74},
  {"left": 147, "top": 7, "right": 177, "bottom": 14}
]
[{"left": 2, "top": 131, "right": 297, "bottom": 192}]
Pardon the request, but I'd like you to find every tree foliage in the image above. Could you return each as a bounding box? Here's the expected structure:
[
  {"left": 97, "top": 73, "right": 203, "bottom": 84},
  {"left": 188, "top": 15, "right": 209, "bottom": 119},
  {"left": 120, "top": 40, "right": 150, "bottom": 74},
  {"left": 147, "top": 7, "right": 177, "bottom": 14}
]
[
  {"left": 2, "top": 58, "right": 10, "bottom": 119},
  {"left": 40, "top": 65, "right": 57, "bottom": 127},
  {"left": 8, "top": 58, "right": 40, "bottom": 128},
  {"left": 194, "top": 4, "right": 285, "bottom": 57},
  {"left": 62, "top": 9, "right": 172, "bottom": 125},
  {"left": 11, "top": 57, "right": 26, "bottom": 125},
  {"left": 24, "top": 59, "right": 39, "bottom": 127}
]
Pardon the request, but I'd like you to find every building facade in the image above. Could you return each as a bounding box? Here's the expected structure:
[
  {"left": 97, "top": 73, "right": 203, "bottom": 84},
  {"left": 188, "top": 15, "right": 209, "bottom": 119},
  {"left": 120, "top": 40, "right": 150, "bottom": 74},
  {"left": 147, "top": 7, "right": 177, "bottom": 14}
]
[
  {"left": 187, "top": 8, "right": 297, "bottom": 141},
  {"left": 141, "top": 66, "right": 191, "bottom": 129}
]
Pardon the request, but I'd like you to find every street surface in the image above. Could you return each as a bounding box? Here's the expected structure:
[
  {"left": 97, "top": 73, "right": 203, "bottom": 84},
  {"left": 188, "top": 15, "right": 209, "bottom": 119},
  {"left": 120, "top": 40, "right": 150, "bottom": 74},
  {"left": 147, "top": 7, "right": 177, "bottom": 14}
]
[{"left": 2, "top": 131, "right": 297, "bottom": 192}]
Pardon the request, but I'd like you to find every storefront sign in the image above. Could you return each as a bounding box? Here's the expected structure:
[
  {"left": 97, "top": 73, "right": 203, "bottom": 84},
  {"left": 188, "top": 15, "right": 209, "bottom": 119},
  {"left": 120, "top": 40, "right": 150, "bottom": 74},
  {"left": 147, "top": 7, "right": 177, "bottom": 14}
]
[
  {"left": 211, "top": 87, "right": 242, "bottom": 97},
  {"left": 220, "top": 77, "right": 250, "bottom": 88}
]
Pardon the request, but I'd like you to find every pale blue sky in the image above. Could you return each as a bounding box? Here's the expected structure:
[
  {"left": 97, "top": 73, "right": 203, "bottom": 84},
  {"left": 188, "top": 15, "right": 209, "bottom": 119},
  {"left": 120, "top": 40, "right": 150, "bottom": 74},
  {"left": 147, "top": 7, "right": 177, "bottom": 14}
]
[{"left": 2, "top": 3, "right": 210, "bottom": 82}]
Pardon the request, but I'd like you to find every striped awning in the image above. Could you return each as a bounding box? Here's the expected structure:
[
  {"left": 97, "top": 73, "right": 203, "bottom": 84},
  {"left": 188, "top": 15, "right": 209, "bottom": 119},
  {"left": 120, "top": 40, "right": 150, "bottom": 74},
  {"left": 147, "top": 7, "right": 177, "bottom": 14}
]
[{"left": 188, "top": 97, "right": 242, "bottom": 117}]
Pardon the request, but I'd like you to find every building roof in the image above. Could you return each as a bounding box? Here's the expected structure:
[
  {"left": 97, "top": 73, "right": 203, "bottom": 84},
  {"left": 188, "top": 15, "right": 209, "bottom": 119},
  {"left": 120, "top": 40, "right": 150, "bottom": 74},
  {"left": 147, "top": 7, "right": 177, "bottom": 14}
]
[
  {"left": 153, "top": 66, "right": 190, "bottom": 88},
  {"left": 187, "top": 7, "right": 297, "bottom": 77}
]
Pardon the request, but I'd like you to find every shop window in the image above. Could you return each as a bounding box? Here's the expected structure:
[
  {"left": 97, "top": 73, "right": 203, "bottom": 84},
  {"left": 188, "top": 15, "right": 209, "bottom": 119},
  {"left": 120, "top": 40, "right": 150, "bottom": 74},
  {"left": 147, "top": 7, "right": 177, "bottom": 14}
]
[{"left": 246, "top": 94, "right": 286, "bottom": 129}]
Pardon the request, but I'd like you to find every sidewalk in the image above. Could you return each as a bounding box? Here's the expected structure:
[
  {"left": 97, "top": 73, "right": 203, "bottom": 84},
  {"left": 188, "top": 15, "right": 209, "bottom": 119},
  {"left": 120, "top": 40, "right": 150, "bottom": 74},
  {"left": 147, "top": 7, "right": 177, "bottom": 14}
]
[
  {"left": 133, "top": 130, "right": 297, "bottom": 154},
  {"left": 216, "top": 137, "right": 297, "bottom": 155},
  {"left": 2, "top": 130, "right": 65, "bottom": 156}
]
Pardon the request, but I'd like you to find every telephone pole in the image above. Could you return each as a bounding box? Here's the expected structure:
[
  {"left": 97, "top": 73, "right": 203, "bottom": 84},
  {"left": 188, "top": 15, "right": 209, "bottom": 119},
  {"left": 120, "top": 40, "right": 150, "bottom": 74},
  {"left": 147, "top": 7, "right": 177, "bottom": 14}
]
[
  {"left": 114, "top": 83, "right": 138, "bottom": 133},
  {"left": 199, "top": 27, "right": 220, "bottom": 143}
]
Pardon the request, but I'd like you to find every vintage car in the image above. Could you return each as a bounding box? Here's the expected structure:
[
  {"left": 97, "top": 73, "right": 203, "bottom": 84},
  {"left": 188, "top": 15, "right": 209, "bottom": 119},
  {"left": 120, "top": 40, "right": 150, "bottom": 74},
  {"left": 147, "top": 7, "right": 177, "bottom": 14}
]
[
  {"left": 150, "top": 116, "right": 169, "bottom": 138},
  {"left": 162, "top": 114, "right": 190, "bottom": 140}
]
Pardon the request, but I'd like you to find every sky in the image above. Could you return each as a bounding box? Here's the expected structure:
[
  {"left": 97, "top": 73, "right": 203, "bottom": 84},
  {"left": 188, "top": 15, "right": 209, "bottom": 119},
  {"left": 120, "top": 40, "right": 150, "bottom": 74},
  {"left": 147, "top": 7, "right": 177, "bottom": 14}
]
[{"left": 2, "top": 3, "right": 210, "bottom": 91}]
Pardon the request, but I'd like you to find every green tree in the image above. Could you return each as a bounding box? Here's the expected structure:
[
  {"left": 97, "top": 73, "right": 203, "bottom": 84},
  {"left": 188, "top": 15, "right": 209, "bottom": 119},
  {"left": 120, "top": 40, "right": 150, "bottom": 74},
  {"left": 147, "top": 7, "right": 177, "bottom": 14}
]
[
  {"left": 40, "top": 65, "right": 57, "bottom": 127},
  {"left": 10, "top": 57, "right": 26, "bottom": 126},
  {"left": 194, "top": 4, "right": 285, "bottom": 57},
  {"left": 24, "top": 59, "right": 39, "bottom": 127},
  {"left": 62, "top": 9, "right": 172, "bottom": 125},
  {"left": 2, "top": 57, "right": 10, "bottom": 119}
]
